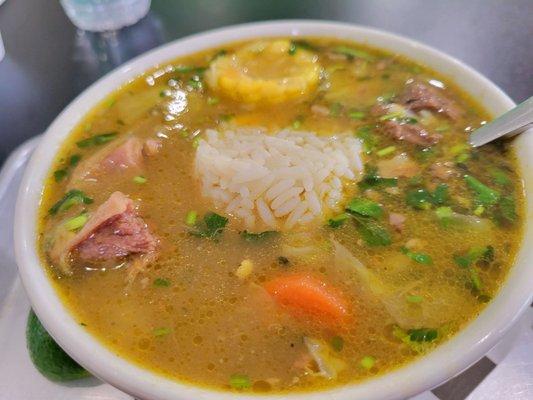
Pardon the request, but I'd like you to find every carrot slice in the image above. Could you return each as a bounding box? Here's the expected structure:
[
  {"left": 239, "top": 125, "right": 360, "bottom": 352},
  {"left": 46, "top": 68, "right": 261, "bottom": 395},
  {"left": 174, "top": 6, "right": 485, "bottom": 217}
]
[{"left": 263, "top": 274, "right": 349, "bottom": 324}]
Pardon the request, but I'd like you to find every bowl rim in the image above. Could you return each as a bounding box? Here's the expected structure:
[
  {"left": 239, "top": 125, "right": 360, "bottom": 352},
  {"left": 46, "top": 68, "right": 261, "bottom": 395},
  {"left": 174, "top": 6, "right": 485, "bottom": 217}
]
[{"left": 14, "top": 19, "right": 533, "bottom": 400}]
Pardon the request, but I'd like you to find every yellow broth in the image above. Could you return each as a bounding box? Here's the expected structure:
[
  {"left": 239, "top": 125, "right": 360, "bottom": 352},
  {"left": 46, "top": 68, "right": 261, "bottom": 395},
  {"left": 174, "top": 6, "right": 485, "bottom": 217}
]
[{"left": 38, "top": 38, "right": 524, "bottom": 393}]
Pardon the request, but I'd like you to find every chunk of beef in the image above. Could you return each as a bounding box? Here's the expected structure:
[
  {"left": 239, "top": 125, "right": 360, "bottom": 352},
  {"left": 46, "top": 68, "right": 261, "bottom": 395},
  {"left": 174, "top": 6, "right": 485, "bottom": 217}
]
[
  {"left": 371, "top": 103, "right": 442, "bottom": 146},
  {"left": 76, "top": 205, "right": 156, "bottom": 261},
  {"left": 70, "top": 137, "right": 161, "bottom": 184},
  {"left": 399, "top": 82, "right": 462, "bottom": 120},
  {"left": 50, "top": 191, "right": 157, "bottom": 272},
  {"left": 382, "top": 120, "right": 442, "bottom": 146}
]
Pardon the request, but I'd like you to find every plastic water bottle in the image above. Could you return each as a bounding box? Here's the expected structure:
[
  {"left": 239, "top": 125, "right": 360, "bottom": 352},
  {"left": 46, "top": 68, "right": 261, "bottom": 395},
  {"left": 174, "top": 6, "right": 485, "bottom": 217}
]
[{"left": 59, "top": 0, "right": 151, "bottom": 32}]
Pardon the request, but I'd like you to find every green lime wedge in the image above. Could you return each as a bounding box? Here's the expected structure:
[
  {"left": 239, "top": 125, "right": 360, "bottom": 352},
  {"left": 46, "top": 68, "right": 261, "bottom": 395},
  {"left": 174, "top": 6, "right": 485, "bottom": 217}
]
[{"left": 26, "top": 309, "right": 90, "bottom": 381}]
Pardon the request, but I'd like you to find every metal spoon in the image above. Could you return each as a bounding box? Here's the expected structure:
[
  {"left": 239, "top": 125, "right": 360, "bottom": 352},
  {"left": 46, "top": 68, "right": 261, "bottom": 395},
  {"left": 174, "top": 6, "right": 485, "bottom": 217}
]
[{"left": 469, "top": 96, "right": 533, "bottom": 147}]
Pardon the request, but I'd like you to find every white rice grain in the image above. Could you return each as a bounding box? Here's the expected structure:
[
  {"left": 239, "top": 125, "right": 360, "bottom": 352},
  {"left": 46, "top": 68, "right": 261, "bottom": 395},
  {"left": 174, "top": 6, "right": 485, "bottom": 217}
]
[{"left": 195, "top": 128, "right": 363, "bottom": 230}]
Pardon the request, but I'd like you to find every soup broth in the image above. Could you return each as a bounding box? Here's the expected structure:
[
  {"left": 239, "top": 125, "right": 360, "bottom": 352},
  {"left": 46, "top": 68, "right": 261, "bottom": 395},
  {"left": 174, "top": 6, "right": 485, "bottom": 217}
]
[{"left": 38, "top": 37, "right": 524, "bottom": 393}]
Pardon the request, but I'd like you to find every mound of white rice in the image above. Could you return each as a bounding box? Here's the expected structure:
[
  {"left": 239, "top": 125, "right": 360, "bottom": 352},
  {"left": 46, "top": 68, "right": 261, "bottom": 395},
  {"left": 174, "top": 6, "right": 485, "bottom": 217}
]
[{"left": 195, "top": 128, "right": 363, "bottom": 230}]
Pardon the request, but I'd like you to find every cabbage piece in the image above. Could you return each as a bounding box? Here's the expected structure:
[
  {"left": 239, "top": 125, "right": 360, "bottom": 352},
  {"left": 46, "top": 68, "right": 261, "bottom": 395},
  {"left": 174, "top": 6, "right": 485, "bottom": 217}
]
[
  {"left": 303, "top": 337, "right": 346, "bottom": 380},
  {"left": 331, "top": 238, "right": 472, "bottom": 329}
]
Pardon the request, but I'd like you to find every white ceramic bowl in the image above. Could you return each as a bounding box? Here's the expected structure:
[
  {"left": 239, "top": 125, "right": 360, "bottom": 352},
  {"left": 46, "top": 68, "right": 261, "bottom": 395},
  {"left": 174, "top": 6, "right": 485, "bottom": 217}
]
[{"left": 14, "top": 20, "right": 533, "bottom": 400}]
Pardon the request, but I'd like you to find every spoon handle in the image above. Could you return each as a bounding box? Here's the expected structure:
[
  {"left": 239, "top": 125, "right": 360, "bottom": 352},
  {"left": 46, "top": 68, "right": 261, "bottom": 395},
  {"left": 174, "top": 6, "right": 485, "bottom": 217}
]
[{"left": 469, "top": 96, "right": 533, "bottom": 147}]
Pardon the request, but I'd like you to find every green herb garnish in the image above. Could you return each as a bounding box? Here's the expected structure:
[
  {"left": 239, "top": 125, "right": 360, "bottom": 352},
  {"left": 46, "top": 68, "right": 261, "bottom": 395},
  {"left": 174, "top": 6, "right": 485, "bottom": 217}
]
[
  {"left": 69, "top": 154, "right": 81, "bottom": 166},
  {"left": 153, "top": 327, "right": 171, "bottom": 337},
  {"left": 327, "top": 213, "right": 350, "bottom": 228},
  {"left": 360, "top": 356, "right": 375, "bottom": 369},
  {"left": 406, "top": 188, "right": 433, "bottom": 210},
  {"left": 407, "top": 328, "right": 438, "bottom": 343},
  {"left": 229, "top": 373, "right": 251, "bottom": 389},
  {"left": 464, "top": 175, "right": 500, "bottom": 206},
  {"left": 401, "top": 247, "right": 433, "bottom": 265},
  {"left": 453, "top": 246, "right": 494, "bottom": 268},
  {"left": 406, "top": 184, "right": 448, "bottom": 210},
  {"left": 76, "top": 132, "right": 117, "bottom": 148},
  {"left": 54, "top": 169, "right": 68, "bottom": 182},
  {"left": 189, "top": 212, "right": 228, "bottom": 239},
  {"left": 240, "top": 230, "right": 278, "bottom": 242},
  {"left": 406, "top": 295, "right": 423, "bottom": 303},
  {"left": 49, "top": 189, "right": 93, "bottom": 215},
  {"left": 187, "top": 76, "right": 203, "bottom": 90},
  {"left": 497, "top": 195, "right": 517, "bottom": 224},
  {"left": 354, "top": 217, "right": 392, "bottom": 246},
  {"left": 288, "top": 40, "right": 316, "bottom": 55},
  {"left": 358, "top": 165, "right": 397, "bottom": 190},
  {"left": 333, "top": 46, "right": 375, "bottom": 61},
  {"left": 356, "top": 126, "right": 378, "bottom": 154},
  {"left": 133, "top": 175, "right": 147, "bottom": 184},
  {"left": 154, "top": 278, "right": 171, "bottom": 287},
  {"left": 346, "top": 198, "right": 383, "bottom": 219},
  {"left": 376, "top": 145, "right": 396, "bottom": 157},
  {"left": 330, "top": 336, "right": 344, "bottom": 352}
]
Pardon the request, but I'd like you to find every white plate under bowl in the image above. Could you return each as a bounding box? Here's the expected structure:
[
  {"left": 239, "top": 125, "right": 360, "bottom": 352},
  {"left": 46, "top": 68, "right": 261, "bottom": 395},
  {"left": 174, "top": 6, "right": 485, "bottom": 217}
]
[{"left": 13, "top": 20, "right": 533, "bottom": 400}]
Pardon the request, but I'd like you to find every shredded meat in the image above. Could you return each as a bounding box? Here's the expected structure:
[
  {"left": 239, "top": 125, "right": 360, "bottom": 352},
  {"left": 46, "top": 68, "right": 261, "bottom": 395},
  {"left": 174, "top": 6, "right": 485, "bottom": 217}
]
[
  {"left": 399, "top": 82, "right": 462, "bottom": 120},
  {"left": 382, "top": 120, "right": 442, "bottom": 146},
  {"left": 389, "top": 213, "right": 406, "bottom": 232}
]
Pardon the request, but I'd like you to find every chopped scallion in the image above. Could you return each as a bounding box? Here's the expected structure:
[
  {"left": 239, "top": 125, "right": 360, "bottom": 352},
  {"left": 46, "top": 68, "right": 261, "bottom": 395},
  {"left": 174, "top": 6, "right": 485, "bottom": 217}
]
[
  {"left": 63, "top": 213, "right": 88, "bottom": 231},
  {"left": 401, "top": 247, "right": 433, "bottom": 265},
  {"left": 229, "top": 373, "right": 251, "bottom": 389},
  {"left": 464, "top": 175, "right": 500, "bottom": 206},
  {"left": 406, "top": 295, "right": 423, "bottom": 303},
  {"left": 348, "top": 110, "right": 366, "bottom": 120},
  {"left": 69, "top": 154, "right": 81, "bottom": 166},
  {"left": 185, "top": 210, "right": 198, "bottom": 226},
  {"left": 154, "top": 278, "right": 171, "bottom": 287},
  {"left": 133, "top": 175, "right": 147, "bottom": 184},
  {"left": 49, "top": 189, "right": 93, "bottom": 215},
  {"left": 153, "top": 327, "right": 171, "bottom": 337},
  {"left": 333, "top": 46, "right": 375, "bottom": 61},
  {"left": 54, "top": 169, "right": 68, "bottom": 182},
  {"left": 76, "top": 132, "right": 118, "bottom": 148},
  {"left": 360, "top": 356, "right": 375, "bottom": 369},
  {"left": 470, "top": 268, "right": 482, "bottom": 291},
  {"left": 376, "top": 145, "right": 396, "bottom": 157}
]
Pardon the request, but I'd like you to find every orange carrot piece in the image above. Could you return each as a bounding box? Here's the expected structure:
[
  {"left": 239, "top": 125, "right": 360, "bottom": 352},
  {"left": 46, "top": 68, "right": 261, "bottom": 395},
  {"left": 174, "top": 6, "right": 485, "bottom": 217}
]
[{"left": 263, "top": 274, "right": 349, "bottom": 323}]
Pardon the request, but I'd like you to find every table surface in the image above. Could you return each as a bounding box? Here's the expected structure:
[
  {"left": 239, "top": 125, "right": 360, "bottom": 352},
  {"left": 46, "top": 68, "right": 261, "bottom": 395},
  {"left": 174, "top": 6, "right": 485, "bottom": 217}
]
[{"left": 0, "top": 0, "right": 532, "bottom": 164}]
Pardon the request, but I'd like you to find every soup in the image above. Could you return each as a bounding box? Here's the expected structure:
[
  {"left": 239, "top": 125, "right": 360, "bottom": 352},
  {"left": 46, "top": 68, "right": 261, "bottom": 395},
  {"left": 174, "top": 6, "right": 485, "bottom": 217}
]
[{"left": 38, "top": 38, "right": 524, "bottom": 393}]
